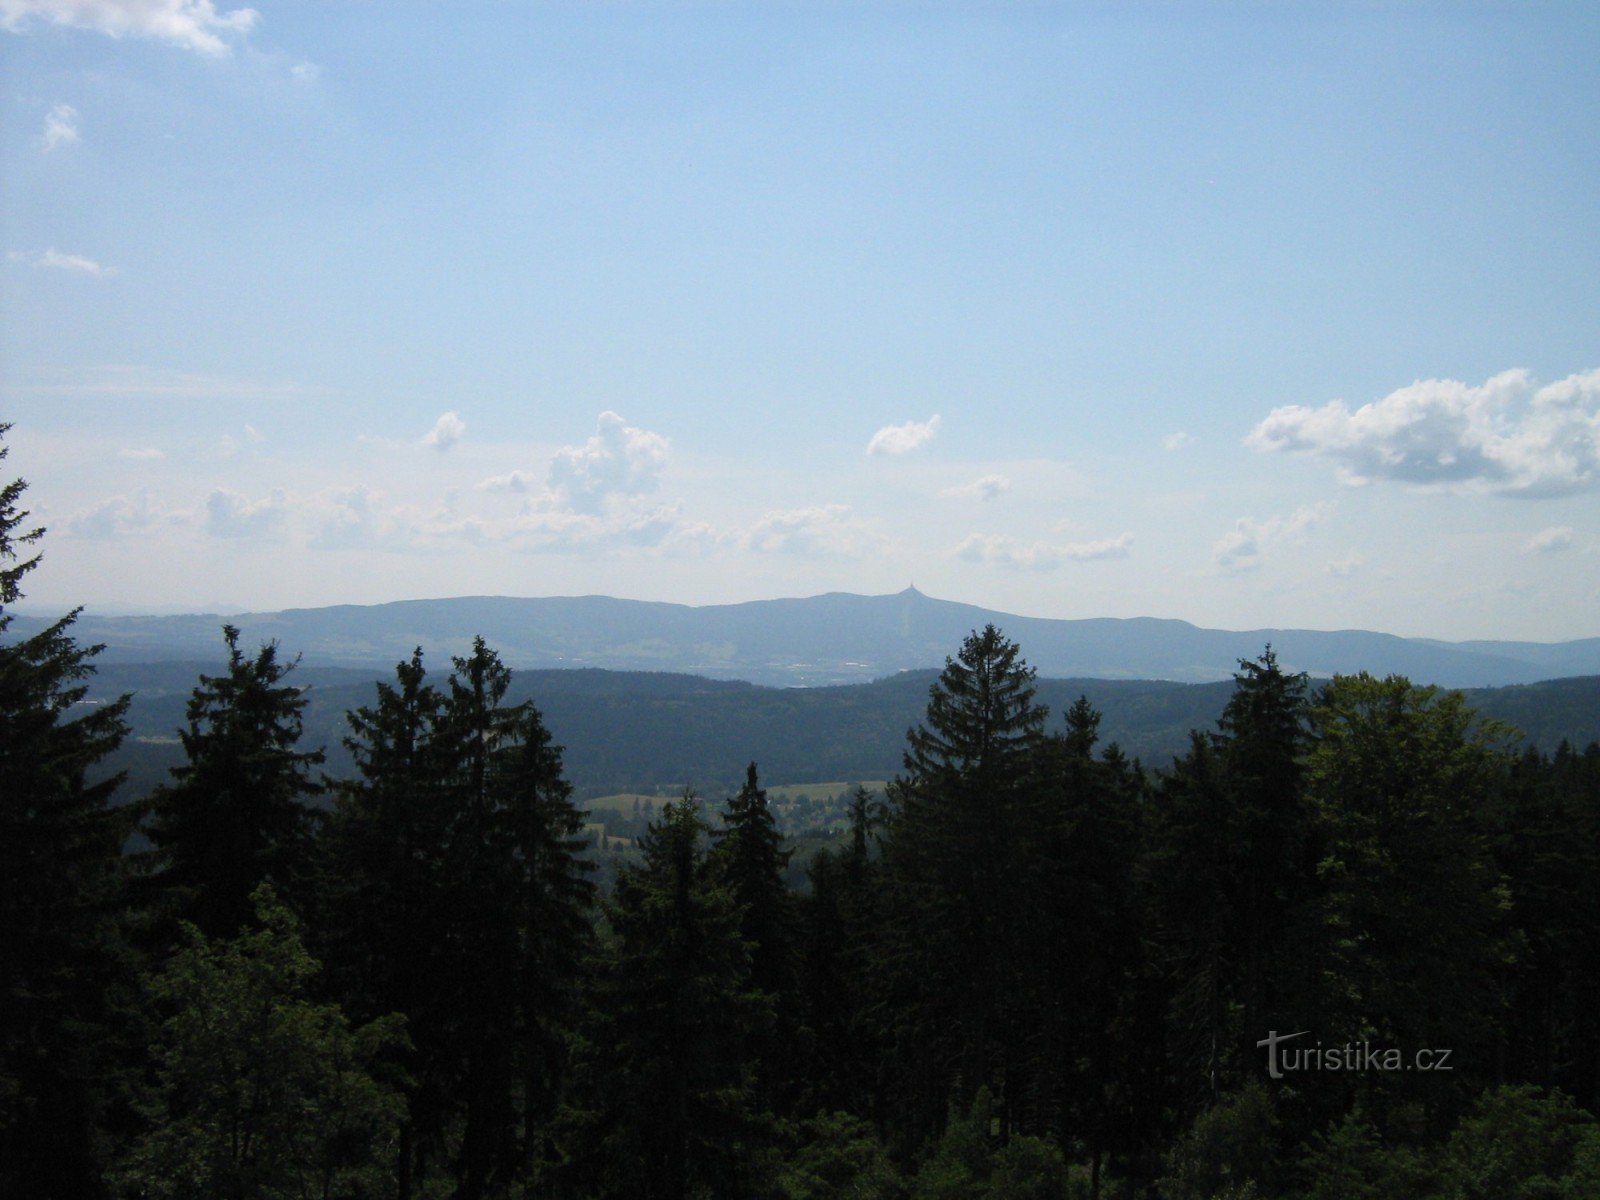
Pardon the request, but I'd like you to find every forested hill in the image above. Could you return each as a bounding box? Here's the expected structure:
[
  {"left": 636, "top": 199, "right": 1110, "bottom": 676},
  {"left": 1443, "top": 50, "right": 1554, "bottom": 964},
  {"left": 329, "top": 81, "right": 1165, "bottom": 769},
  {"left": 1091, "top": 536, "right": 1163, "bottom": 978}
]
[
  {"left": 89, "top": 661, "right": 1600, "bottom": 802},
  {"left": 17, "top": 586, "right": 1600, "bottom": 686}
]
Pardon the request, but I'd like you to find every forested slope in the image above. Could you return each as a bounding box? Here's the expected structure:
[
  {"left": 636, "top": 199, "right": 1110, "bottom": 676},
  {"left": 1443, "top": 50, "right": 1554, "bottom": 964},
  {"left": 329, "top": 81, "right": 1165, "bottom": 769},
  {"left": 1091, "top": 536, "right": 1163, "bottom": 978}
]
[{"left": 88, "top": 659, "right": 1600, "bottom": 803}]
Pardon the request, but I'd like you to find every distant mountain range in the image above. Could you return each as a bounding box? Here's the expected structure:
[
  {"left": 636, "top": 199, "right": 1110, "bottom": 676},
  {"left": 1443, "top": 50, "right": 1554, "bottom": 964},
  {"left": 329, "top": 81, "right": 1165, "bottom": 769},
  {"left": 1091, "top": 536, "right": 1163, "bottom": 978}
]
[{"left": 14, "top": 587, "right": 1600, "bottom": 689}]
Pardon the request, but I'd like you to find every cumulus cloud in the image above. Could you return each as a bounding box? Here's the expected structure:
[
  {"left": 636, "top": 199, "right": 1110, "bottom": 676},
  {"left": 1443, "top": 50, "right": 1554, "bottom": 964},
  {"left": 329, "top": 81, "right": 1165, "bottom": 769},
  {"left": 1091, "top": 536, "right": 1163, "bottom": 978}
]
[
  {"left": 548, "top": 411, "right": 669, "bottom": 512},
  {"left": 1327, "top": 553, "right": 1364, "bottom": 578},
  {"left": 66, "top": 491, "right": 169, "bottom": 538},
  {"left": 942, "top": 474, "right": 1011, "bottom": 502},
  {"left": 307, "top": 487, "right": 384, "bottom": 551},
  {"left": 42, "top": 102, "right": 78, "bottom": 149},
  {"left": 476, "top": 470, "right": 534, "bottom": 494},
  {"left": 1525, "top": 526, "right": 1574, "bottom": 555},
  {"left": 421, "top": 410, "right": 465, "bottom": 451},
  {"left": 956, "top": 531, "right": 1132, "bottom": 570},
  {"left": 1247, "top": 369, "right": 1600, "bottom": 496},
  {"left": 0, "top": 0, "right": 259, "bottom": 56},
  {"left": 742, "top": 504, "right": 882, "bottom": 557},
  {"left": 1163, "top": 431, "right": 1189, "bottom": 451},
  {"left": 205, "top": 487, "right": 284, "bottom": 538},
  {"left": 959, "top": 532, "right": 1133, "bottom": 569},
  {"left": 867, "top": 414, "right": 942, "bottom": 457},
  {"left": 9, "top": 247, "right": 111, "bottom": 275},
  {"left": 497, "top": 500, "right": 699, "bottom": 555},
  {"left": 1213, "top": 504, "right": 1330, "bottom": 571}
]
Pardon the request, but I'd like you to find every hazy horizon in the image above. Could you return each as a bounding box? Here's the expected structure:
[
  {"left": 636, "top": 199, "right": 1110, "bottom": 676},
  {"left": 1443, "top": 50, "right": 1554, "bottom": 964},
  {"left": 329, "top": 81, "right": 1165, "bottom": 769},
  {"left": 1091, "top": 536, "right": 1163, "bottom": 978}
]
[
  {"left": 11, "top": 584, "right": 1600, "bottom": 655},
  {"left": 4, "top": 4, "right": 1597, "bottom": 643}
]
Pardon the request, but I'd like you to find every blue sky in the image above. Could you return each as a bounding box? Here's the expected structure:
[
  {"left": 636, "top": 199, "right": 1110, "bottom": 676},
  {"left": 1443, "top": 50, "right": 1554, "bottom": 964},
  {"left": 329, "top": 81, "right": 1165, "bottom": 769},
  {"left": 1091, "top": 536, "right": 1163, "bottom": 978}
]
[{"left": 3, "top": 2, "right": 1598, "bottom": 641}]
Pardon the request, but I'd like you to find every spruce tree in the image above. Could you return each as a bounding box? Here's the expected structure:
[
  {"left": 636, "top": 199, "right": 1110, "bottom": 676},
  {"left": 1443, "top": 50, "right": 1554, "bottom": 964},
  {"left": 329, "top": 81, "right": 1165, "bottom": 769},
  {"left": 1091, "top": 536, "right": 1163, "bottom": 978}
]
[
  {"left": 142, "top": 625, "right": 324, "bottom": 939},
  {"left": 568, "top": 798, "right": 771, "bottom": 1199},
  {"left": 322, "top": 639, "right": 595, "bottom": 1198},
  {"left": 795, "top": 785, "right": 888, "bottom": 1119},
  {"left": 1309, "top": 673, "right": 1514, "bottom": 1131},
  {"left": 879, "top": 625, "right": 1047, "bottom": 1143},
  {"left": 485, "top": 659, "right": 597, "bottom": 1186},
  {"left": 318, "top": 649, "right": 457, "bottom": 1198},
  {"left": 0, "top": 424, "right": 133, "bottom": 1198},
  {"left": 1214, "top": 648, "right": 1319, "bottom": 1064},
  {"left": 712, "top": 762, "right": 798, "bottom": 1111},
  {"left": 1144, "top": 650, "right": 1322, "bottom": 1135},
  {"left": 1016, "top": 696, "right": 1147, "bottom": 1180}
]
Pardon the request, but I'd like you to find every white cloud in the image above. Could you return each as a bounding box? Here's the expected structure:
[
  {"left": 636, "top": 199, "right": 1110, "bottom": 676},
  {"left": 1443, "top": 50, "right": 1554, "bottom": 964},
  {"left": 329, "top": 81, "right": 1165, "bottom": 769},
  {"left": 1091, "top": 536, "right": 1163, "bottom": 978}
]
[
  {"left": 14, "top": 364, "right": 332, "bottom": 402},
  {"left": 1525, "top": 526, "right": 1574, "bottom": 555},
  {"left": 205, "top": 487, "right": 284, "bottom": 538},
  {"left": 1247, "top": 368, "right": 1600, "bottom": 496},
  {"left": 476, "top": 470, "right": 534, "bottom": 494},
  {"left": 66, "top": 491, "right": 170, "bottom": 538},
  {"left": 309, "top": 487, "right": 385, "bottom": 551},
  {"left": 289, "top": 60, "right": 320, "bottom": 83},
  {"left": 955, "top": 531, "right": 1132, "bottom": 570},
  {"left": 1062, "top": 533, "right": 1134, "bottom": 560},
  {"left": 942, "top": 474, "right": 1011, "bottom": 502},
  {"left": 1327, "top": 553, "right": 1364, "bottom": 578},
  {"left": 421, "top": 410, "right": 465, "bottom": 451},
  {"left": 498, "top": 500, "right": 698, "bottom": 555},
  {"left": 9, "top": 247, "right": 111, "bottom": 275},
  {"left": 42, "top": 102, "right": 78, "bottom": 149},
  {"left": 867, "top": 414, "right": 942, "bottom": 456},
  {"left": 1213, "top": 504, "right": 1330, "bottom": 570},
  {"left": 218, "top": 424, "right": 259, "bottom": 457},
  {"left": 1163, "top": 431, "right": 1189, "bottom": 451},
  {"left": 742, "top": 504, "right": 882, "bottom": 557},
  {"left": 117, "top": 446, "right": 163, "bottom": 460},
  {"left": 548, "top": 411, "right": 669, "bottom": 513},
  {"left": 0, "top": 0, "right": 259, "bottom": 56}
]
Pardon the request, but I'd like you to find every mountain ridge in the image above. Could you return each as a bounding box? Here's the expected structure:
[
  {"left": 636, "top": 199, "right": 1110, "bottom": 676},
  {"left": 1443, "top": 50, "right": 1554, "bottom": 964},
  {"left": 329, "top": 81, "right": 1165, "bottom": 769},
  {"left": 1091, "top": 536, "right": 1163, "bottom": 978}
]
[{"left": 12, "top": 587, "right": 1599, "bottom": 689}]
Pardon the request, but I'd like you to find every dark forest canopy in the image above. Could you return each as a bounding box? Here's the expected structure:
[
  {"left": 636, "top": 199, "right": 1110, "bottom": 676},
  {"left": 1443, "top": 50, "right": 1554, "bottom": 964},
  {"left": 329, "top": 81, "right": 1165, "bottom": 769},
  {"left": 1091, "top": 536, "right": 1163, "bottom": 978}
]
[
  {"left": 78, "top": 657, "right": 1600, "bottom": 804},
  {"left": 6, "top": 426, "right": 1600, "bottom": 1199}
]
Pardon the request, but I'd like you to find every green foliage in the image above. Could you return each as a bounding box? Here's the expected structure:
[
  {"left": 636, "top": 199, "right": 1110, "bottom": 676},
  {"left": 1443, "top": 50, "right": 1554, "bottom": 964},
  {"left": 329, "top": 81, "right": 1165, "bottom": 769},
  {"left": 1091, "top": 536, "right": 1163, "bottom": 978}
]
[
  {"left": 1560, "top": 1125, "right": 1600, "bottom": 1199},
  {"left": 1436, "top": 1085, "right": 1596, "bottom": 1200},
  {"left": 1294, "top": 1110, "right": 1434, "bottom": 1200},
  {"left": 567, "top": 797, "right": 773, "bottom": 1199},
  {"left": 0, "top": 423, "right": 134, "bottom": 1196},
  {"left": 1308, "top": 674, "right": 1515, "bottom": 1124},
  {"left": 319, "top": 638, "right": 596, "bottom": 1197},
  {"left": 114, "top": 886, "right": 406, "bottom": 1200},
  {"left": 714, "top": 762, "right": 799, "bottom": 1107},
  {"left": 911, "top": 1088, "right": 1068, "bottom": 1200},
  {"left": 143, "top": 625, "right": 324, "bottom": 938},
  {"left": 880, "top": 628, "right": 1049, "bottom": 1137},
  {"left": 779, "top": 1111, "right": 905, "bottom": 1200},
  {"left": 1483, "top": 743, "right": 1600, "bottom": 1106},
  {"left": 1156, "top": 1083, "right": 1278, "bottom": 1200},
  {"left": 1145, "top": 650, "right": 1320, "bottom": 1114},
  {"left": 903, "top": 626, "right": 1047, "bottom": 785}
]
